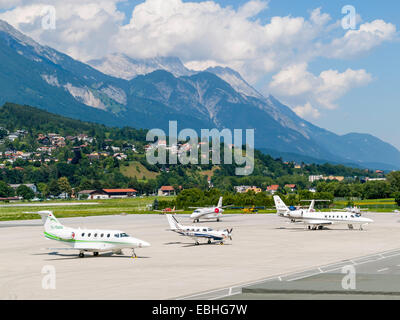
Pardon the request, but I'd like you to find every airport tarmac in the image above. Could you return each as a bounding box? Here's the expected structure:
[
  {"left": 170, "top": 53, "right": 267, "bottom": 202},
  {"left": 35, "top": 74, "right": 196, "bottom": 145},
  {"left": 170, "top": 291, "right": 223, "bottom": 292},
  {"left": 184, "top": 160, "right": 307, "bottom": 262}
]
[{"left": 0, "top": 212, "right": 399, "bottom": 300}]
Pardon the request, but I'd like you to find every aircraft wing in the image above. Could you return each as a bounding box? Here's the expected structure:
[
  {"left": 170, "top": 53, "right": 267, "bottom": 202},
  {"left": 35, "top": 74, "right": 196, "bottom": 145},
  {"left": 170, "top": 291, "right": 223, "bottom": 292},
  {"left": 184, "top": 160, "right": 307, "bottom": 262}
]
[
  {"left": 305, "top": 220, "right": 333, "bottom": 225},
  {"left": 45, "top": 247, "right": 78, "bottom": 251}
]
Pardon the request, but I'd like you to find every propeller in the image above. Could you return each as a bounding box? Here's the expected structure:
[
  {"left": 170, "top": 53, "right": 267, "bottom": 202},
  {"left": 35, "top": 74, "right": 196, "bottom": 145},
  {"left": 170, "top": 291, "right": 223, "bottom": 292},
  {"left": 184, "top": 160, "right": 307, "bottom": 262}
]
[{"left": 227, "top": 228, "right": 233, "bottom": 240}]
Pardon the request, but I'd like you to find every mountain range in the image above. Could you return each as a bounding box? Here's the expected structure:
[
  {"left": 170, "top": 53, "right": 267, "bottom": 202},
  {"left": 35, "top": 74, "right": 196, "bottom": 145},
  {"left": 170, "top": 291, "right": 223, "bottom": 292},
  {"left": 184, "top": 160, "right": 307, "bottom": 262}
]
[{"left": 0, "top": 19, "right": 399, "bottom": 170}]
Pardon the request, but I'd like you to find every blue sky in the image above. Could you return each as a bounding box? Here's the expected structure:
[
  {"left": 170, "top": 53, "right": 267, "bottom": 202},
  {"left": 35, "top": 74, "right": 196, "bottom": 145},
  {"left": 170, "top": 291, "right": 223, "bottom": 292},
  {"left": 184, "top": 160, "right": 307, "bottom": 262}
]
[
  {"left": 116, "top": 0, "right": 400, "bottom": 149},
  {"left": 0, "top": 0, "right": 398, "bottom": 149}
]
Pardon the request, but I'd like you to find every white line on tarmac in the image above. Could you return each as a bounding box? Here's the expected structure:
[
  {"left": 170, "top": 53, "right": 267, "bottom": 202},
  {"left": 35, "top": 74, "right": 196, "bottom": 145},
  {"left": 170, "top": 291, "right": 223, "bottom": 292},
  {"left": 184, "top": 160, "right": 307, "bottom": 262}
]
[
  {"left": 178, "top": 248, "right": 400, "bottom": 300},
  {"left": 377, "top": 268, "right": 389, "bottom": 273}
]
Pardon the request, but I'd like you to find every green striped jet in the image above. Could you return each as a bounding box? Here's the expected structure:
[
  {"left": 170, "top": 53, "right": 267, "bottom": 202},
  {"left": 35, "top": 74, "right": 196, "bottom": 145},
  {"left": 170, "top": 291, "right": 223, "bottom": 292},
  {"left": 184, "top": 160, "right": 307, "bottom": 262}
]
[{"left": 37, "top": 211, "right": 150, "bottom": 258}]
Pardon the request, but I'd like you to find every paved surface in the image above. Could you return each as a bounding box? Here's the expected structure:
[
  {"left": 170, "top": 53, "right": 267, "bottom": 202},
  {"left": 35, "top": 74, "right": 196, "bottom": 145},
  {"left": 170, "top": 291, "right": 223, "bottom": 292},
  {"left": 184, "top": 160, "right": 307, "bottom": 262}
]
[
  {"left": 0, "top": 212, "right": 399, "bottom": 300},
  {"left": 216, "top": 249, "right": 400, "bottom": 300}
]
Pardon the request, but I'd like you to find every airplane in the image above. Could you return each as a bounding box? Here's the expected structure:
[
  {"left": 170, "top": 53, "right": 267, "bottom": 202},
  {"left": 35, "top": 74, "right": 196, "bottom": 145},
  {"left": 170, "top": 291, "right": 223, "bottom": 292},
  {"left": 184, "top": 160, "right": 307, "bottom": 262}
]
[
  {"left": 154, "top": 206, "right": 184, "bottom": 214},
  {"left": 333, "top": 206, "right": 368, "bottom": 215},
  {"left": 35, "top": 211, "right": 150, "bottom": 258},
  {"left": 166, "top": 214, "right": 233, "bottom": 245},
  {"left": 273, "top": 196, "right": 374, "bottom": 230},
  {"left": 189, "top": 197, "right": 229, "bottom": 223}
]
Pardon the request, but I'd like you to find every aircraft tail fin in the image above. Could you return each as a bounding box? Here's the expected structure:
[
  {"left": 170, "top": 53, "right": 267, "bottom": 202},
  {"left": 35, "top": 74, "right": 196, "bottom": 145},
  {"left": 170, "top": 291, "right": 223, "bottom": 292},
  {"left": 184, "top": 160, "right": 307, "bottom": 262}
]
[
  {"left": 273, "top": 196, "right": 289, "bottom": 215},
  {"left": 217, "top": 196, "right": 223, "bottom": 208},
  {"left": 309, "top": 200, "right": 315, "bottom": 212},
  {"left": 37, "top": 211, "right": 64, "bottom": 232},
  {"left": 166, "top": 214, "right": 181, "bottom": 230}
]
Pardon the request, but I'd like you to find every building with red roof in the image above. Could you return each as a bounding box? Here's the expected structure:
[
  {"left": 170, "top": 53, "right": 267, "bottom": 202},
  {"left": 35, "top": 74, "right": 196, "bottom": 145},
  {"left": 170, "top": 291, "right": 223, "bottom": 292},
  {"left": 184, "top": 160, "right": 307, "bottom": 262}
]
[{"left": 158, "top": 186, "right": 176, "bottom": 196}]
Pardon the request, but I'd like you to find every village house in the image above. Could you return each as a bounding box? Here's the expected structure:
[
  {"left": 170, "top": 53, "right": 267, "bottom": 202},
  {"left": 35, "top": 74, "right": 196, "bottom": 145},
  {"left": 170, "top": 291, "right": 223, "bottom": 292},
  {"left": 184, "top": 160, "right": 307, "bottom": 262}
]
[
  {"left": 78, "top": 189, "right": 138, "bottom": 199},
  {"left": 158, "top": 186, "right": 175, "bottom": 196},
  {"left": 285, "top": 184, "right": 297, "bottom": 192},
  {"left": 266, "top": 185, "right": 280, "bottom": 194}
]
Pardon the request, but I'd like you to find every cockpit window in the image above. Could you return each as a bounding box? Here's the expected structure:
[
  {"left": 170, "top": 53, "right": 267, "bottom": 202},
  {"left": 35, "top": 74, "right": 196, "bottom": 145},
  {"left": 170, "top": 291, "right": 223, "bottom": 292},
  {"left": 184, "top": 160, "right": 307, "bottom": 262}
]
[
  {"left": 120, "top": 233, "right": 129, "bottom": 237},
  {"left": 114, "top": 234, "right": 120, "bottom": 238},
  {"left": 208, "top": 228, "right": 213, "bottom": 231}
]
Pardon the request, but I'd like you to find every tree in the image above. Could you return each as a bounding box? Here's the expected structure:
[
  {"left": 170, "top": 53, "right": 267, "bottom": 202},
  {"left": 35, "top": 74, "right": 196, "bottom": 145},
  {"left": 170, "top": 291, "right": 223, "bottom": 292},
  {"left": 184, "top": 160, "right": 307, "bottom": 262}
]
[
  {"left": 0, "top": 181, "right": 15, "bottom": 197},
  {"left": 388, "top": 171, "right": 400, "bottom": 193},
  {"left": 48, "top": 180, "right": 61, "bottom": 197},
  {"left": 37, "top": 183, "right": 50, "bottom": 199},
  {"left": 58, "top": 177, "right": 72, "bottom": 197},
  {"left": 16, "top": 185, "right": 35, "bottom": 201},
  {"left": 394, "top": 192, "right": 400, "bottom": 207}
]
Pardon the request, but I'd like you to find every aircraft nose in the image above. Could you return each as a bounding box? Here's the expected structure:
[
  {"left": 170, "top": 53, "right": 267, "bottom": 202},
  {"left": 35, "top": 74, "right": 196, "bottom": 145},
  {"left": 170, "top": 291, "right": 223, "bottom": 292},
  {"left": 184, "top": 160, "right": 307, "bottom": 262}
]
[{"left": 139, "top": 240, "right": 151, "bottom": 248}]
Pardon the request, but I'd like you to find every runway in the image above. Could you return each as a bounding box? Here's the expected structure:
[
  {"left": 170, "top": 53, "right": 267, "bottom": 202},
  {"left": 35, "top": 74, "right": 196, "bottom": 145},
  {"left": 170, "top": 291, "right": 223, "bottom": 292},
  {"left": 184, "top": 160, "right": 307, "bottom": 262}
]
[{"left": 0, "top": 212, "right": 399, "bottom": 300}]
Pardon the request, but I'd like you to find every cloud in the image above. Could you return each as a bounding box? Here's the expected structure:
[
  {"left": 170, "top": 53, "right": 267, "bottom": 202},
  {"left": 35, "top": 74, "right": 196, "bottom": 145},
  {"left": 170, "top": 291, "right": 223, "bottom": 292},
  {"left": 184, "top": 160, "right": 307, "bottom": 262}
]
[
  {"left": 322, "top": 19, "right": 397, "bottom": 59},
  {"left": 293, "top": 102, "right": 321, "bottom": 119},
  {"left": 268, "top": 63, "right": 372, "bottom": 118},
  {"left": 0, "top": 0, "right": 125, "bottom": 61}
]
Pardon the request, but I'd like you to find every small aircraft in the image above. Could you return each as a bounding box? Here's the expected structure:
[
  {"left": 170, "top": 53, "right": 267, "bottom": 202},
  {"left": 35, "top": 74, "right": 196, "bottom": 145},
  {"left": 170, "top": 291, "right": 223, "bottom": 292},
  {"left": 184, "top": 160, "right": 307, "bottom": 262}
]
[
  {"left": 189, "top": 197, "right": 228, "bottom": 222},
  {"left": 274, "top": 196, "right": 373, "bottom": 230},
  {"left": 166, "top": 214, "right": 233, "bottom": 245},
  {"left": 154, "top": 206, "right": 184, "bottom": 214},
  {"left": 35, "top": 211, "right": 150, "bottom": 258}
]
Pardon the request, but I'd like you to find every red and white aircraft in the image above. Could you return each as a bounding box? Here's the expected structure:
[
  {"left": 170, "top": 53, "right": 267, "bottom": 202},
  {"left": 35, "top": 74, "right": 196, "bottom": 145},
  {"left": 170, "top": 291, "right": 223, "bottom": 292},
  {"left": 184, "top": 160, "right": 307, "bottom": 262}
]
[
  {"left": 153, "top": 206, "right": 184, "bottom": 214},
  {"left": 189, "top": 197, "right": 228, "bottom": 223}
]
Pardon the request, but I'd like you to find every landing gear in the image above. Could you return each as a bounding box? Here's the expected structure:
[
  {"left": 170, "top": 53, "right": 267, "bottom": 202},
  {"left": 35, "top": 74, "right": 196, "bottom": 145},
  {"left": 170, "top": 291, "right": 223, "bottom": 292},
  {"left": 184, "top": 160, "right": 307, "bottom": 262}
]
[
  {"left": 93, "top": 252, "right": 99, "bottom": 257},
  {"left": 308, "top": 226, "right": 311, "bottom": 230},
  {"left": 208, "top": 239, "right": 212, "bottom": 244},
  {"left": 79, "top": 252, "right": 84, "bottom": 258},
  {"left": 318, "top": 226, "right": 324, "bottom": 230},
  {"left": 195, "top": 241, "right": 200, "bottom": 246},
  {"left": 348, "top": 224, "right": 354, "bottom": 230},
  {"left": 217, "top": 218, "right": 220, "bottom": 222},
  {"left": 131, "top": 249, "right": 137, "bottom": 259}
]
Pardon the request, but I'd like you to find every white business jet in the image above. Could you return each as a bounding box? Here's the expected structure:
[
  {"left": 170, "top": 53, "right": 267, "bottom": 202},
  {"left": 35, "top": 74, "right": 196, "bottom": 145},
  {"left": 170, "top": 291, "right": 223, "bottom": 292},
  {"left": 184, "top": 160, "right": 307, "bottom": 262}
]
[
  {"left": 166, "top": 214, "right": 233, "bottom": 245},
  {"left": 190, "top": 197, "right": 228, "bottom": 223},
  {"left": 35, "top": 211, "right": 150, "bottom": 258},
  {"left": 274, "top": 196, "right": 373, "bottom": 230}
]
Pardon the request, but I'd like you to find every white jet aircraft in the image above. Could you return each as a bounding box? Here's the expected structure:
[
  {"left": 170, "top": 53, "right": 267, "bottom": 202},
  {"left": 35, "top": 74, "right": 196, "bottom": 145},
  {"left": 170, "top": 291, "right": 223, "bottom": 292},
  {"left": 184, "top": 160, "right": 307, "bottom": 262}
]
[
  {"left": 190, "top": 197, "right": 228, "bottom": 223},
  {"left": 166, "top": 214, "right": 233, "bottom": 245},
  {"left": 273, "top": 196, "right": 373, "bottom": 230},
  {"left": 36, "top": 211, "right": 150, "bottom": 258}
]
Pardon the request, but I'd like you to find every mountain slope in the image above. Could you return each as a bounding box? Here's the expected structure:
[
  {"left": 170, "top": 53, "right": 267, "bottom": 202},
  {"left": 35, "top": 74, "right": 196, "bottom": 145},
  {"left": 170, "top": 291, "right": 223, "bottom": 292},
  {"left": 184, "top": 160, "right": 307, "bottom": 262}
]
[
  {"left": 0, "top": 19, "right": 399, "bottom": 169},
  {"left": 88, "top": 54, "right": 193, "bottom": 80}
]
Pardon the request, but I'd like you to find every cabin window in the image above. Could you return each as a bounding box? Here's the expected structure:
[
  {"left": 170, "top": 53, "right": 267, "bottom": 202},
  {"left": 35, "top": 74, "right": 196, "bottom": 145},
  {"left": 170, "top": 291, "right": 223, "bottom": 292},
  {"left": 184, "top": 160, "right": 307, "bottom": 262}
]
[
  {"left": 115, "top": 234, "right": 120, "bottom": 238},
  {"left": 107, "top": 234, "right": 110, "bottom": 238},
  {"left": 203, "top": 229, "right": 207, "bottom": 232},
  {"left": 81, "top": 233, "right": 85, "bottom": 237},
  {"left": 94, "top": 233, "right": 97, "bottom": 237},
  {"left": 101, "top": 234, "right": 104, "bottom": 237},
  {"left": 88, "top": 233, "right": 91, "bottom": 237}
]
